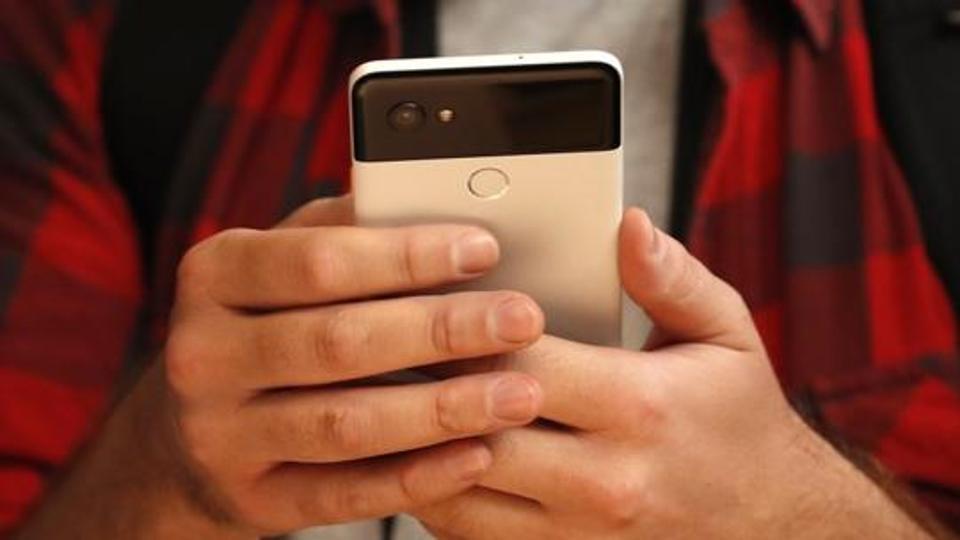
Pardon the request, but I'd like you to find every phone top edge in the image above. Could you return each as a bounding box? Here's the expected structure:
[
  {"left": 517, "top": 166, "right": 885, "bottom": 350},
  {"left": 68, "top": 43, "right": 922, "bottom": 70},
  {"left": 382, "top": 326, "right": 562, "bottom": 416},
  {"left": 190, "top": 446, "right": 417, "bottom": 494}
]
[{"left": 348, "top": 50, "right": 623, "bottom": 90}]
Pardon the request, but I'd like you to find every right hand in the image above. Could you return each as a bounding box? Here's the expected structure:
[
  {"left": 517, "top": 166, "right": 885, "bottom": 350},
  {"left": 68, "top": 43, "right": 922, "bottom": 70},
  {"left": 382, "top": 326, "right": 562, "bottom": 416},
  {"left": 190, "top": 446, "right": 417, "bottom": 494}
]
[{"left": 139, "top": 197, "right": 545, "bottom": 536}]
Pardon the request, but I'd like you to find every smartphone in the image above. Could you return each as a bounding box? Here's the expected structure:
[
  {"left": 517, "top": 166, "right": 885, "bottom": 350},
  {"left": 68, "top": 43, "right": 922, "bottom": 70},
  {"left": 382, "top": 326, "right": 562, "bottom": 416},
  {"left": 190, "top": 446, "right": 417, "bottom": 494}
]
[{"left": 349, "top": 51, "right": 623, "bottom": 346}]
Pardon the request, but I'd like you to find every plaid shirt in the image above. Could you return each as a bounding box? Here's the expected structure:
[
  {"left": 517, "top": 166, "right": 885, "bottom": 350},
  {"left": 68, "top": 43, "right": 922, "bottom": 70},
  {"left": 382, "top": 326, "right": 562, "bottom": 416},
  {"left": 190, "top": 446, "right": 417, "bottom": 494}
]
[
  {"left": 690, "top": 0, "right": 960, "bottom": 529},
  {"left": 1, "top": 0, "right": 958, "bottom": 534},
  {"left": 0, "top": 0, "right": 393, "bottom": 531}
]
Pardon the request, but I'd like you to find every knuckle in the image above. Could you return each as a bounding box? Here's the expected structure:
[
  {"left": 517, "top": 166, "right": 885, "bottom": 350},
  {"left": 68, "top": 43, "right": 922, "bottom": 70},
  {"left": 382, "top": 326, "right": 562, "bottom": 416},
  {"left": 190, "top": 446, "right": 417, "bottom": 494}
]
[
  {"left": 604, "top": 392, "right": 648, "bottom": 433},
  {"left": 396, "top": 233, "right": 428, "bottom": 285},
  {"left": 175, "top": 244, "right": 212, "bottom": 299},
  {"left": 318, "top": 403, "right": 369, "bottom": 456},
  {"left": 317, "top": 309, "right": 367, "bottom": 374},
  {"left": 584, "top": 476, "right": 645, "bottom": 528},
  {"left": 434, "top": 382, "right": 487, "bottom": 436},
  {"left": 429, "top": 305, "right": 458, "bottom": 356},
  {"left": 302, "top": 237, "right": 343, "bottom": 293},
  {"left": 214, "top": 227, "right": 258, "bottom": 246},
  {"left": 627, "top": 399, "right": 666, "bottom": 441},
  {"left": 634, "top": 393, "right": 666, "bottom": 434},
  {"left": 164, "top": 328, "right": 209, "bottom": 397},
  {"left": 613, "top": 379, "right": 665, "bottom": 436},
  {"left": 176, "top": 228, "right": 253, "bottom": 299}
]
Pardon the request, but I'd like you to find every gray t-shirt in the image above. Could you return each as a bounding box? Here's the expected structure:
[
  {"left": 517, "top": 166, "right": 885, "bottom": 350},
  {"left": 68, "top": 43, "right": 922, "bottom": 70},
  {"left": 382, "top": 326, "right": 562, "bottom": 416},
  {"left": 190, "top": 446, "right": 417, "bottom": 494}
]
[{"left": 294, "top": 2, "right": 683, "bottom": 538}]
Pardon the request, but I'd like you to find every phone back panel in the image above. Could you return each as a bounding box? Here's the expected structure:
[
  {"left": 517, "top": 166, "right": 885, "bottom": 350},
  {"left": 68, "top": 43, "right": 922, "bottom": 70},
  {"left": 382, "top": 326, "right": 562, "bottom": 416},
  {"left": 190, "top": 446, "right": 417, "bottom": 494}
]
[
  {"left": 351, "top": 52, "right": 623, "bottom": 346},
  {"left": 354, "top": 149, "right": 622, "bottom": 346}
]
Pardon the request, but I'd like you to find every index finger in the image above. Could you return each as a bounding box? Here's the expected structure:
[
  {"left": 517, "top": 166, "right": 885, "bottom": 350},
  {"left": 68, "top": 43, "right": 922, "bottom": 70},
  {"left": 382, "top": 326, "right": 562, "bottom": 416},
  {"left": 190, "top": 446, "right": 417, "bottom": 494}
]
[{"left": 178, "top": 224, "right": 500, "bottom": 309}]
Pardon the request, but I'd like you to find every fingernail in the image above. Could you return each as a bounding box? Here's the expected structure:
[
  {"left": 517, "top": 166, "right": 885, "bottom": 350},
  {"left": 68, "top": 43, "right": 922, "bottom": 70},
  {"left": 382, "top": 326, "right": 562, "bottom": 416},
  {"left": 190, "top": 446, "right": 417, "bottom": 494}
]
[
  {"left": 449, "top": 445, "right": 493, "bottom": 482},
  {"left": 493, "top": 297, "right": 541, "bottom": 343},
  {"left": 491, "top": 377, "right": 539, "bottom": 422},
  {"left": 452, "top": 232, "right": 499, "bottom": 275}
]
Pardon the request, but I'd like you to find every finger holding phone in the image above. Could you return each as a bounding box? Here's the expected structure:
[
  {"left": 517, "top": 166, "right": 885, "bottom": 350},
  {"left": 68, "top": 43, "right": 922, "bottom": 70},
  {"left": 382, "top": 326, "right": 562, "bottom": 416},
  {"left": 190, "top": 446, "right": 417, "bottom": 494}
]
[
  {"left": 415, "top": 211, "right": 928, "bottom": 539},
  {"left": 350, "top": 52, "right": 932, "bottom": 539},
  {"left": 19, "top": 196, "right": 545, "bottom": 539}
]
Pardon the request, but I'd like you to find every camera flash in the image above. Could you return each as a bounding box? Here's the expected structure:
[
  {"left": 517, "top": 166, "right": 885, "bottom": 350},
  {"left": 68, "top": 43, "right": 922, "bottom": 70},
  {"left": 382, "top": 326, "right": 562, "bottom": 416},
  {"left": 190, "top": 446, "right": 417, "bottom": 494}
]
[{"left": 436, "top": 108, "right": 456, "bottom": 123}]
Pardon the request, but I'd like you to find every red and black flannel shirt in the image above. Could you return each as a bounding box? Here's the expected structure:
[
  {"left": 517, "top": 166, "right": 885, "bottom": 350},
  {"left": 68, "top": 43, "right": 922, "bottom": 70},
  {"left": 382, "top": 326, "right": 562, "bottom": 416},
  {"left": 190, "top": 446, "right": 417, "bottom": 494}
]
[
  {"left": 0, "top": 0, "right": 394, "bottom": 531},
  {"left": 690, "top": 0, "right": 960, "bottom": 528},
  {"left": 0, "top": 0, "right": 958, "bottom": 534}
]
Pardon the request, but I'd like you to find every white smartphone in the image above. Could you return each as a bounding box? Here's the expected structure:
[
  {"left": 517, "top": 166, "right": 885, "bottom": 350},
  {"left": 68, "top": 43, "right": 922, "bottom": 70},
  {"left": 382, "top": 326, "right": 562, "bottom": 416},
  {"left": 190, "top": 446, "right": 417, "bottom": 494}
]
[{"left": 349, "top": 51, "right": 623, "bottom": 346}]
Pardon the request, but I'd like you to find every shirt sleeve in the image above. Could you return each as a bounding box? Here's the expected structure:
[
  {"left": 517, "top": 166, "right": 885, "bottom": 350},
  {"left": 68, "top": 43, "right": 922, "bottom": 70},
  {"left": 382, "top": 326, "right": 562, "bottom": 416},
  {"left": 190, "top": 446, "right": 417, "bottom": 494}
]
[
  {"left": 802, "top": 361, "right": 960, "bottom": 532},
  {"left": 0, "top": 1, "right": 142, "bottom": 531}
]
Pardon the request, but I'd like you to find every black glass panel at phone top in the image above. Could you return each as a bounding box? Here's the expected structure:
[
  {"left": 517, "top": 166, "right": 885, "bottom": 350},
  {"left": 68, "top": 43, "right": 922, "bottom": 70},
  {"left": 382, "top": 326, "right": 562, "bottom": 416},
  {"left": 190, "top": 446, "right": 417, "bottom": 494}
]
[{"left": 352, "top": 62, "right": 621, "bottom": 162}]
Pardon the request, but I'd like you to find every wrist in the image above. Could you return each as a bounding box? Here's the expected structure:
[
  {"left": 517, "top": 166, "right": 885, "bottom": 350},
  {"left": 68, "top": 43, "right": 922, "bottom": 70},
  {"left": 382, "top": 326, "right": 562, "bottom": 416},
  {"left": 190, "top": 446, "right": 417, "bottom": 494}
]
[
  {"left": 761, "top": 414, "right": 928, "bottom": 539},
  {"left": 100, "top": 363, "right": 252, "bottom": 538},
  {"left": 16, "top": 365, "right": 251, "bottom": 540}
]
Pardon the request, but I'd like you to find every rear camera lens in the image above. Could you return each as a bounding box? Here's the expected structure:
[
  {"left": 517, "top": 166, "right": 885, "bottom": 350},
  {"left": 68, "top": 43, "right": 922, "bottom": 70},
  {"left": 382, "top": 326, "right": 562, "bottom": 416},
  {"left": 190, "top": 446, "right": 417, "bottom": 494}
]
[{"left": 387, "top": 102, "right": 426, "bottom": 131}]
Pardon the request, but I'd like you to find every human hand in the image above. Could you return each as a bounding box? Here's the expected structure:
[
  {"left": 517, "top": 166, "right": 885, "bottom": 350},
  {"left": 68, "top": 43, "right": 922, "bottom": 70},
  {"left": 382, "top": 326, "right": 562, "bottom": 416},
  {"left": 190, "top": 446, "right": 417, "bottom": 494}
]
[
  {"left": 19, "top": 197, "right": 545, "bottom": 539},
  {"left": 414, "top": 209, "right": 927, "bottom": 539}
]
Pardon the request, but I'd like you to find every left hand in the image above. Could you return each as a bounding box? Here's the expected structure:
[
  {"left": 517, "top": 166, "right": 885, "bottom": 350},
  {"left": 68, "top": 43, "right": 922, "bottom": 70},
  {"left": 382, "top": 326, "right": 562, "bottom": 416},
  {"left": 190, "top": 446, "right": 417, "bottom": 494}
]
[{"left": 413, "top": 209, "right": 927, "bottom": 539}]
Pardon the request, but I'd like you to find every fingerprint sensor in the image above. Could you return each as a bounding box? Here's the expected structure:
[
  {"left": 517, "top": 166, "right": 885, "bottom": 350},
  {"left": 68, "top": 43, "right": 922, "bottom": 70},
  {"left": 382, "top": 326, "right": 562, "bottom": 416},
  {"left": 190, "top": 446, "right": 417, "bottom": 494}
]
[{"left": 467, "top": 168, "right": 510, "bottom": 199}]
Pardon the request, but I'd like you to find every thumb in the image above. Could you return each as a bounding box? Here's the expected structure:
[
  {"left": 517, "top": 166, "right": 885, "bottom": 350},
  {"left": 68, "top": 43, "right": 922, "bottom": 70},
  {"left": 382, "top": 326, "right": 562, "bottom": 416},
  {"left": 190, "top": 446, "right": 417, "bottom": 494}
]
[
  {"left": 618, "top": 208, "right": 760, "bottom": 351},
  {"left": 275, "top": 194, "right": 355, "bottom": 228}
]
